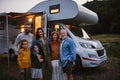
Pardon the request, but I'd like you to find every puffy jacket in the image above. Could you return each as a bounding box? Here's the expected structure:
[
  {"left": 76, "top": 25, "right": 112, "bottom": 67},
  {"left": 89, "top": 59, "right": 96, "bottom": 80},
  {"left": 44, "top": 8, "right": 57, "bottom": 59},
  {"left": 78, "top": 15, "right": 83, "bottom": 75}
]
[{"left": 17, "top": 48, "right": 31, "bottom": 69}]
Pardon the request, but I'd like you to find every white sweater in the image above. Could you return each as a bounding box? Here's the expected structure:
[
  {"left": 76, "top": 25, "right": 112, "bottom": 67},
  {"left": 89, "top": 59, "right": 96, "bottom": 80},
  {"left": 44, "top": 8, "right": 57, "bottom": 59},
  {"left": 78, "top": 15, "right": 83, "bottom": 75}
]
[{"left": 14, "top": 32, "right": 34, "bottom": 52}]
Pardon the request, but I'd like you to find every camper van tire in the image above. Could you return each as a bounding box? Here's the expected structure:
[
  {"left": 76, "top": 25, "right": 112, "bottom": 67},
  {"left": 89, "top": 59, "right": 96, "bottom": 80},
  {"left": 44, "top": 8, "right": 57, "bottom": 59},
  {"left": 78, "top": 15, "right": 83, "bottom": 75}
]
[
  {"left": 74, "top": 55, "right": 82, "bottom": 71},
  {"left": 9, "top": 49, "right": 16, "bottom": 61}
]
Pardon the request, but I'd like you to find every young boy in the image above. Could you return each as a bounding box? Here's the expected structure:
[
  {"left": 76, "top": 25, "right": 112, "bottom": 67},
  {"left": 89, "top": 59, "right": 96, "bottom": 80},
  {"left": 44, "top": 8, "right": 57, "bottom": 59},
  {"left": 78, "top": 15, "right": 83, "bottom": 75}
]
[{"left": 17, "top": 39, "right": 31, "bottom": 80}]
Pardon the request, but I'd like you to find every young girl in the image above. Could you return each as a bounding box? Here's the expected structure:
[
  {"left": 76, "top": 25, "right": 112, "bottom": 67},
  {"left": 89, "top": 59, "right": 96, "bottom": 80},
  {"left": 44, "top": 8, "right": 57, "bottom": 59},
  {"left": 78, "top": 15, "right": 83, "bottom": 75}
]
[
  {"left": 17, "top": 39, "right": 31, "bottom": 80},
  {"left": 31, "top": 43, "right": 44, "bottom": 80}
]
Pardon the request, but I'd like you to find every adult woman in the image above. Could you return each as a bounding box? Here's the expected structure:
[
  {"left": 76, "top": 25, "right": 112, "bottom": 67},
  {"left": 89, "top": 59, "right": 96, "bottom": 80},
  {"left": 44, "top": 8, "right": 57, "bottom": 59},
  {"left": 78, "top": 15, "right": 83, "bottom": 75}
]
[
  {"left": 50, "top": 31, "right": 67, "bottom": 80},
  {"left": 31, "top": 28, "right": 52, "bottom": 80}
]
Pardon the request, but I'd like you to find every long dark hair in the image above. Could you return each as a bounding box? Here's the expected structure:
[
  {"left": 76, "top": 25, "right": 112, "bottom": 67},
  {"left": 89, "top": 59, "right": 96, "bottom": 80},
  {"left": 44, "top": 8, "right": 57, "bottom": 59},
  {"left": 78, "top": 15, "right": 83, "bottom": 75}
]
[{"left": 36, "top": 28, "right": 44, "bottom": 39}]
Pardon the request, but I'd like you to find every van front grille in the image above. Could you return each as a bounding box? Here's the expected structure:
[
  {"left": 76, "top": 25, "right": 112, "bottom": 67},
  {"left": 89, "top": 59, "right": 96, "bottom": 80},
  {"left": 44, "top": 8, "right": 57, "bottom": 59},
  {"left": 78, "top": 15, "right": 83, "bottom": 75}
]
[{"left": 96, "top": 49, "right": 104, "bottom": 56}]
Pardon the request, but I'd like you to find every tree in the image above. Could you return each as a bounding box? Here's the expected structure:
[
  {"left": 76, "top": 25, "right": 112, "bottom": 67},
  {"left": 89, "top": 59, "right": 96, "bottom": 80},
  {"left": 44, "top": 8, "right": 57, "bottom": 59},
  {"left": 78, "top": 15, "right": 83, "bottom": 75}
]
[{"left": 83, "top": 0, "right": 120, "bottom": 34}]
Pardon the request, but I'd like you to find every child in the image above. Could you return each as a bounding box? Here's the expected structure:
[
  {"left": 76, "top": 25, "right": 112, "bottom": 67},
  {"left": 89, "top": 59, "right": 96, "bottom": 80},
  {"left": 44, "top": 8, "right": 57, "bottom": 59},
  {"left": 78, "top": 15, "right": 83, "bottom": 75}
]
[
  {"left": 17, "top": 39, "right": 31, "bottom": 80},
  {"left": 31, "top": 43, "right": 44, "bottom": 80}
]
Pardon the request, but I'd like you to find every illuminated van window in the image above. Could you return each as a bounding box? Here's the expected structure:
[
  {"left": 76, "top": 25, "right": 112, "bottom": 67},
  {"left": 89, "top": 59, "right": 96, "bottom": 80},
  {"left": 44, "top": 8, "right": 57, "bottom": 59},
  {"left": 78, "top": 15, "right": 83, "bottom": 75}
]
[
  {"left": 66, "top": 25, "right": 71, "bottom": 29},
  {"left": 50, "top": 4, "right": 60, "bottom": 14},
  {"left": 55, "top": 25, "right": 60, "bottom": 31}
]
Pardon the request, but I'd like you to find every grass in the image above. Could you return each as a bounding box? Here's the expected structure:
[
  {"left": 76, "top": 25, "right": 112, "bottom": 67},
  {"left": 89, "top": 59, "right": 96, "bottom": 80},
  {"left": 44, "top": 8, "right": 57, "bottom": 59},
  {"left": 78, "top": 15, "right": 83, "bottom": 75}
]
[
  {"left": 0, "top": 54, "right": 17, "bottom": 80},
  {"left": 93, "top": 34, "right": 120, "bottom": 43},
  {"left": 93, "top": 34, "right": 120, "bottom": 58}
]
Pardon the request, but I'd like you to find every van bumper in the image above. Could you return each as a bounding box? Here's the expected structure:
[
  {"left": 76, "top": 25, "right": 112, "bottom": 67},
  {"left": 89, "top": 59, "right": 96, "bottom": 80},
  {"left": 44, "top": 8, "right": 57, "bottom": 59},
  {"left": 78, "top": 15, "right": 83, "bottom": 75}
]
[
  {"left": 82, "top": 55, "right": 107, "bottom": 67},
  {"left": 77, "top": 48, "right": 107, "bottom": 68}
]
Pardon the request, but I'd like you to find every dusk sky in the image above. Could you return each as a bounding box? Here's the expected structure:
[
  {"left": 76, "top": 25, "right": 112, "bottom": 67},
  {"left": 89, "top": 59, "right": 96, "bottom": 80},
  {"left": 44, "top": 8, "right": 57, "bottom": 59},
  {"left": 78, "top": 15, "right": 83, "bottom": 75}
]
[{"left": 0, "top": 0, "right": 93, "bottom": 13}]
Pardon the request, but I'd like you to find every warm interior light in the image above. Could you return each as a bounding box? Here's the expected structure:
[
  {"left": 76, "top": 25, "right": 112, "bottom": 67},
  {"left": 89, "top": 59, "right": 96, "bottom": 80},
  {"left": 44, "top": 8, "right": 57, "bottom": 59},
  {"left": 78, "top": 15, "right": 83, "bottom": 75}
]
[
  {"left": 50, "top": 4, "right": 60, "bottom": 14},
  {"left": 20, "top": 25, "right": 24, "bottom": 32},
  {"left": 28, "top": 18, "right": 32, "bottom": 22},
  {"left": 35, "top": 16, "right": 42, "bottom": 34},
  {"left": 51, "top": 9, "right": 59, "bottom": 13},
  {"left": 66, "top": 25, "right": 71, "bottom": 29},
  {"left": 55, "top": 25, "right": 59, "bottom": 31},
  {"left": 27, "top": 15, "right": 34, "bottom": 22}
]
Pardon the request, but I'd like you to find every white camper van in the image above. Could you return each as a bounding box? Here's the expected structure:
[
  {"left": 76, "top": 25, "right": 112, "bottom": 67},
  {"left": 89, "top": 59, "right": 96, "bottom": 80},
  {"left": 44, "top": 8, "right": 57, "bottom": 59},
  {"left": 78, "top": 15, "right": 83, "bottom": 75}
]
[{"left": 0, "top": 0, "right": 107, "bottom": 68}]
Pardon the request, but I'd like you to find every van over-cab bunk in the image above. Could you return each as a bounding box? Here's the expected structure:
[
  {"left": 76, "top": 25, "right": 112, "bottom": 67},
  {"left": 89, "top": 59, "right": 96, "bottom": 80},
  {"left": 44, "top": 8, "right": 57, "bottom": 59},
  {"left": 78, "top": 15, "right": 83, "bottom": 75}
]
[{"left": 29, "top": 0, "right": 98, "bottom": 26}]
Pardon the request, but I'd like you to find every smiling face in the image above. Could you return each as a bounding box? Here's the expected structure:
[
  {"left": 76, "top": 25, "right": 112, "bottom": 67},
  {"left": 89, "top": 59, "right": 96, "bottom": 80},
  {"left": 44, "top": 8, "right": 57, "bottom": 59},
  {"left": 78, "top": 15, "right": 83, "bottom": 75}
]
[
  {"left": 38, "top": 29, "right": 44, "bottom": 38},
  {"left": 33, "top": 45, "right": 39, "bottom": 52},
  {"left": 51, "top": 32, "right": 59, "bottom": 41},
  {"left": 24, "top": 24, "right": 31, "bottom": 34},
  {"left": 53, "top": 33, "right": 58, "bottom": 41},
  {"left": 60, "top": 29, "right": 67, "bottom": 40},
  {"left": 21, "top": 40, "right": 28, "bottom": 49}
]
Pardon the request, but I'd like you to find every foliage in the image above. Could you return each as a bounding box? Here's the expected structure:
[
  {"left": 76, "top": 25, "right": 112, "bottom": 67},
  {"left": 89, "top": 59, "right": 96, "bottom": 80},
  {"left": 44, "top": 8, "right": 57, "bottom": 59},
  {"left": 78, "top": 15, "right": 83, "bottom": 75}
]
[
  {"left": 83, "top": 0, "right": 120, "bottom": 34},
  {"left": 104, "top": 43, "right": 120, "bottom": 58}
]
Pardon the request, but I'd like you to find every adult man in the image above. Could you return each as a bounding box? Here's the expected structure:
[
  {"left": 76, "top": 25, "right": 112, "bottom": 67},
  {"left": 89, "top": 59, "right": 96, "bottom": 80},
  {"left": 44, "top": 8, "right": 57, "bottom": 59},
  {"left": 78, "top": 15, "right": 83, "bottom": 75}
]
[
  {"left": 14, "top": 22, "right": 34, "bottom": 53},
  {"left": 60, "top": 29, "right": 76, "bottom": 80}
]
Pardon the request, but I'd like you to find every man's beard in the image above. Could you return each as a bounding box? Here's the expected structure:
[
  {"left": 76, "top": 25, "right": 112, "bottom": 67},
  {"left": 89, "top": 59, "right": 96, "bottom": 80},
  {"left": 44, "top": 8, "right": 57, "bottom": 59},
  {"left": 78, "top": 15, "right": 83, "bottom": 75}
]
[{"left": 25, "top": 30, "right": 30, "bottom": 34}]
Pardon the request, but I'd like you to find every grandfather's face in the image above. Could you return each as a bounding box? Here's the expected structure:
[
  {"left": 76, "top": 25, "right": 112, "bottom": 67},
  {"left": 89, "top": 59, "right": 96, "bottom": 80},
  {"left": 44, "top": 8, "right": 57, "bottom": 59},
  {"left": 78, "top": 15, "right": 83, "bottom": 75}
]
[{"left": 60, "top": 29, "right": 67, "bottom": 40}]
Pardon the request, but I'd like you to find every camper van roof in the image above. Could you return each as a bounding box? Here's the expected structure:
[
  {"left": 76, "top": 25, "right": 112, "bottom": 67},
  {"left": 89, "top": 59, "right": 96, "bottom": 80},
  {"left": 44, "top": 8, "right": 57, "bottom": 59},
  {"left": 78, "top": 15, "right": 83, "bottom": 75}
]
[{"left": 29, "top": 0, "right": 98, "bottom": 26}]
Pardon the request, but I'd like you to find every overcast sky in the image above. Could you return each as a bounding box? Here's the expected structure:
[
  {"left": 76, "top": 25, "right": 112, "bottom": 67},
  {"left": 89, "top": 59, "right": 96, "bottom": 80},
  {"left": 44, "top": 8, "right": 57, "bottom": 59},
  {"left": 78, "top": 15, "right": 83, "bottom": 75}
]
[{"left": 0, "top": 0, "right": 93, "bottom": 13}]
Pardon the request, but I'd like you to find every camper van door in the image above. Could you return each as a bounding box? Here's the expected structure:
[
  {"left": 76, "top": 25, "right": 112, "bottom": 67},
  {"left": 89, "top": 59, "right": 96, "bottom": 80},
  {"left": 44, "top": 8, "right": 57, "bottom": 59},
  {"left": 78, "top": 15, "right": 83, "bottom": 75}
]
[{"left": 34, "top": 12, "right": 47, "bottom": 37}]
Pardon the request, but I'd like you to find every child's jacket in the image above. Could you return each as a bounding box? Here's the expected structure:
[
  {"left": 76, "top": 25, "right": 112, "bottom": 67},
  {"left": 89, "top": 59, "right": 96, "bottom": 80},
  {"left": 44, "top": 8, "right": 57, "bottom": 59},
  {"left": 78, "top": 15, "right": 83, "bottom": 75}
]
[{"left": 17, "top": 48, "right": 31, "bottom": 69}]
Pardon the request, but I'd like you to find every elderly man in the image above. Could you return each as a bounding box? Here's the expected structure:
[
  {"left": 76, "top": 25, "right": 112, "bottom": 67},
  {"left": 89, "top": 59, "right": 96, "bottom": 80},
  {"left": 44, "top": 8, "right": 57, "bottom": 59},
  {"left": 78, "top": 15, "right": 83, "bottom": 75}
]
[
  {"left": 60, "top": 29, "right": 76, "bottom": 80},
  {"left": 14, "top": 22, "right": 34, "bottom": 53}
]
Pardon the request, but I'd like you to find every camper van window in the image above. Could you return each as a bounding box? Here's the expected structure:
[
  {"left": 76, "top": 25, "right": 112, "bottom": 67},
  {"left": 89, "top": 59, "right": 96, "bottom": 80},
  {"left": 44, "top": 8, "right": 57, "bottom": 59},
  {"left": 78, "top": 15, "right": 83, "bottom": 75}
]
[{"left": 50, "top": 4, "right": 60, "bottom": 14}]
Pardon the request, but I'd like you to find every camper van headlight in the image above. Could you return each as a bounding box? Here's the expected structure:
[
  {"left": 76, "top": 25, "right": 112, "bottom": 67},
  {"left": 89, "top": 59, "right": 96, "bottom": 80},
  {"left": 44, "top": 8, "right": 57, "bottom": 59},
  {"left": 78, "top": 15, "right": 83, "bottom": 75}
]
[{"left": 79, "top": 42, "right": 95, "bottom": 49}]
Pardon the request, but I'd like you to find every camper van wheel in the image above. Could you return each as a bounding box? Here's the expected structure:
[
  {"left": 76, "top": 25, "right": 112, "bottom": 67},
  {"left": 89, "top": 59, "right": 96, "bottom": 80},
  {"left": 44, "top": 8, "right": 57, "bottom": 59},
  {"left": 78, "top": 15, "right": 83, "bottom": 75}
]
[
  {"left": 74, "top": 55, "right": 82, "bottom": 72},
  {"left": 9, "top": 49, "right": 15, "bottom": 61}
]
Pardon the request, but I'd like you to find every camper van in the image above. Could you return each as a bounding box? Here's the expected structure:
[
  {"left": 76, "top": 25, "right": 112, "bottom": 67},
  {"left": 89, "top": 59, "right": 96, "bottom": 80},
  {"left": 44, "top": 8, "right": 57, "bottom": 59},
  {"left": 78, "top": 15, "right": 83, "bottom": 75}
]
[{"left": 0, "top": 0, "right": 107, "bottom": 68}]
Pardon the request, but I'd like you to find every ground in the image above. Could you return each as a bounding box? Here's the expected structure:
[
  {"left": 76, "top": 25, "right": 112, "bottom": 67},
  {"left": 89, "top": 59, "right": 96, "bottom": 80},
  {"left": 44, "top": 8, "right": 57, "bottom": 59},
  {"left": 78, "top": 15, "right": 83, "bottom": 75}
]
[
  {"left": 74, "top": 56, "right": 120, "bottom": 80},
  {"left": 0, "top": 53, "right": 120, "bottom": 80}
]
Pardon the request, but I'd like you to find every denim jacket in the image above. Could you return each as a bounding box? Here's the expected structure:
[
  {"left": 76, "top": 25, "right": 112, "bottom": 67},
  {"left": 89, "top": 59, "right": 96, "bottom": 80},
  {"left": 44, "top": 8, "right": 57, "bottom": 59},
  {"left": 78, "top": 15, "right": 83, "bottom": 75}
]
[{"left": 60, "top": 37, "right": 76, "bottom": 67}]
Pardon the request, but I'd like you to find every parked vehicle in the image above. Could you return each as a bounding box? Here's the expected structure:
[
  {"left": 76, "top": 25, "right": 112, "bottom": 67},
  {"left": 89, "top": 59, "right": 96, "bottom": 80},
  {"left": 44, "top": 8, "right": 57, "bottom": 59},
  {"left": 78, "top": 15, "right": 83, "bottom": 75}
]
[
  {"left": 0, "top": 0, "right": 107, "bottom": 68},
  {"left": 51, "top": 23, "right": 107, "bottom": 68}
]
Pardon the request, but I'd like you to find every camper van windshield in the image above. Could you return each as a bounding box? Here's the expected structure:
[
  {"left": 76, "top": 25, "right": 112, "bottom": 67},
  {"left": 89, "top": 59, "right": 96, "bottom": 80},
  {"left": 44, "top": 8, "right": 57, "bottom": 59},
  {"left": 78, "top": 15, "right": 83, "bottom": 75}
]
[
  {"left": 69, "top": 26, "right": 93, "bottom": 40},
  {"left": 69, "top": 26, "right": 83, "bottom": 37}
]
